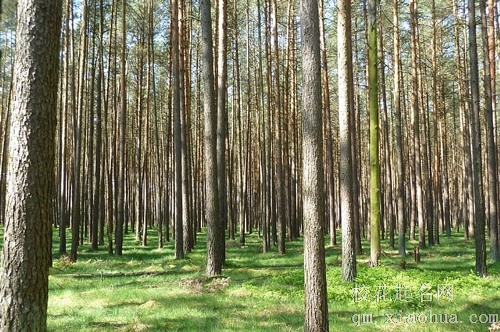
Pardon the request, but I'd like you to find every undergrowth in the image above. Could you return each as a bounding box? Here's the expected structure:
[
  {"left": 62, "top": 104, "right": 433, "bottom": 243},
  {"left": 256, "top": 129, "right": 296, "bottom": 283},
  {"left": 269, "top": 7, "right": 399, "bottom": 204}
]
[{"left": 1, "top": 226, "right": 499, "bottom": 331}]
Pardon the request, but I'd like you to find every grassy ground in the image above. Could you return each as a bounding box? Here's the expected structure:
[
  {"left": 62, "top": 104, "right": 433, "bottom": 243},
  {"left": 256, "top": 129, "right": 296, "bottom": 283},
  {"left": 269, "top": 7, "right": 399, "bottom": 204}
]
[{"left": 1, "top": 227, "right": 499, "bottom": 331}]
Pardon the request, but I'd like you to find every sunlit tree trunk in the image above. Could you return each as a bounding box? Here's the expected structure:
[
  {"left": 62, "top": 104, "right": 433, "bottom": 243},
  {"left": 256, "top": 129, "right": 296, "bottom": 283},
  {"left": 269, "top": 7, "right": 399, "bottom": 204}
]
[
  {"left": 0, "top": 0, "right": 62, "bottom": 329},
  {"left": 202, "top": 0, "right": 223, "bottom": 276},
  {"left": 338, "top": 0, "right": 356, "bottom": 282},
  {"left": 300, "top": 0, "right": 329, "bottom": 328}
]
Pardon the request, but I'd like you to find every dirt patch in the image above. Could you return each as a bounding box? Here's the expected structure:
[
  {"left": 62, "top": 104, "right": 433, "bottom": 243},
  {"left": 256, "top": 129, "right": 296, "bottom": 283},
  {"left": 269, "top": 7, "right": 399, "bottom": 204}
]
[
  {"left": 179, "top": 278, "right": 204, "bottom": 292},
  {"left": 178, "top": 277, "right": 231, "bottom": 293},
  {"left": 207, "top": 277, "right": 231, "bottom": 292}
]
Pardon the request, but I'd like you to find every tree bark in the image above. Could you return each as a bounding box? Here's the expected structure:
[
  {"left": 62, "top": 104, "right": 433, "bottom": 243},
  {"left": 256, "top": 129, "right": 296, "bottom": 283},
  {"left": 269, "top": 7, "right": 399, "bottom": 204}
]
[
  {"left": 410, "top": 0, "right": 425, "bottom": 249},
  {"left": 480, "top": 0, "right": 499, "bottom": 263},
  {"left": 216, "top": 0, "right": 228, "bottom": 262},
  {"left": 0, "top": 0, "right": 62, "bottom": 329},
  {"left": 172, "top": 0, "right": 184, "bottom": 260},
  {"left": 469, "top": 0, "right": 487, "bottom": 277},
  {"left": 202, "top": 0, "right": 222, "bottom": 276},
  {"left": 393, "top": 0, "right": 406, "bottom": 257},
  {"left": 300, "top": 0, "right": 329, "bottom": 328},
  {"left": 368, "top": 0, "right": 381, "bottom": 266},
  {"left": 338, "top": 0, "right": 356, "bottom": 282}
]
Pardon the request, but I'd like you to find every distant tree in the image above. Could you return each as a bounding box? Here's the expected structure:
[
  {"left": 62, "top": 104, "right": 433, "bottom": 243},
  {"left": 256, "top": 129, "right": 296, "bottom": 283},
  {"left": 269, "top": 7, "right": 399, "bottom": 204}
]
[
  {"left": 271, "top": 0, "right": 286, "bottom": 255},
  {"left": 410, "top": 0, "right": 425, "bottom": 249},
  {"left": 392, "top": 0, "right": 406, "bottom": 257},
  {"left": 319, "top": 0, "right": 336, "bottom": 247},
  {"left": 115, "top": 0, "right": 127, "bottom": 256},
  {"left": 300, "top": 0, "right": 329, "bottom": 329},
  {"left": 0, "top": 0, "right": 63, "bottom": 329},
  {"left": 172, "top": 0, "right": 184, "bottom": 259},
  {"left": 368, "top": 0, "right": 381, "bottom": 266},
  {"left": 70, "top": 0, "right": 88, "bottom": 262}
]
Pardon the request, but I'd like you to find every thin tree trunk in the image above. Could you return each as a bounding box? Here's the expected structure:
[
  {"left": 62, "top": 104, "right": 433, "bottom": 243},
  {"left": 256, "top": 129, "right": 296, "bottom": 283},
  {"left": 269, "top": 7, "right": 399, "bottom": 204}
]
[
  {"left": 480, "top": 0, "right": 499, "bottom": 262},
  {"left": 410, "top": 0, "right": 425, "bottom": 249},
  {"left": 319, "top": 0, "right": 336, "bottom": 247},
  {"left": 70, "top": 0, "right": 88, "bottom": 262},
  {"left": 172, "top": 0, "right": 184, "bottom": 259},
  {"left": 393, "top": 0, "right": 405, "bottom": 257},
  {"left": 216, "top": 0, "right": 228, "bottom": 261},
  {"left": 271, "top": 0, "right": 286, "bottom": 255},
  {"left": 468, "top": 0, "right": 487, "bottom": 277},
  {"left": 115, "top": 0, "right": 127, "bottom": 256},
  {"left": 368, "top": 0, "right": 381, "bottom": 266}
]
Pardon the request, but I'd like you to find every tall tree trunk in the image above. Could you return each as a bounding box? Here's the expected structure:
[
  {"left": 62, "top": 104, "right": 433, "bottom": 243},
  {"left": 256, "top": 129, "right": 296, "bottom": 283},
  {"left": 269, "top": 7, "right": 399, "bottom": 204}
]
[
  {"left": 115, "top": 0, "right": 127, "bottom": 256},
  {"left": 271, "top": 0, "right": 286, "bottom": 255},
  {"left": 0, "top": 0, "right": 62, "bottom": 329},
  {"left": 488, "top": 0, "right": 500, "bottom": 261},
  {"left": 338, "top": 0, "right": 356, "bottom": 282},
  {"left": 368, "top": 0, "right": 381, "bottom": 266},
  {"left": 468, "top": 0, "right": 487, "bottom": 277},
  {"left": 319, "top": 0, "right": 336, "bottom": 247},
  {"left": 216, "top": 0, "right": 228, "bottom": 261},
  {"left": 70, "top": 0, "right": 88, "bottom": 262},
  {"left": 300, "top": 0, "right": 329, "bottom": 328},
  {"left": 172, "top": 0, "right": 184, "bottom": 259},
  {"left": 202, "top": 0, "right": 222, "bottom": 276},
  {"left": 431, "top": 0, "right": 441, "bottom": 246},
  {"left": 378, "top": 16, "right": 393, "bottom": 249},
  {"left": 410, "top": 0, "right": 425, "bottom": 249},
  {"left": 480, "top": 0, "right": 499, "bottom": 262},
  {"left": 393, "top": 0, "right": 405, "bottom": 257},
  {"left": 92, "top": 0, "right": 105, "bottom": 251},
  {"left": 453, "top": 0, "right": 473, "bottom": 240}
]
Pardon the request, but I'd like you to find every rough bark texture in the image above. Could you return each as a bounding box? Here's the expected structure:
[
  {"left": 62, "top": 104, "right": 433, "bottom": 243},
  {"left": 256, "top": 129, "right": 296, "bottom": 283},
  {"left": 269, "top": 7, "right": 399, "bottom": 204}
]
[
  {"left": 300, "top": 0, "right": 329, "bottom": 330},
  {"left": 480, "top": 0, "right": 499, "bottom": 263},
  {"left": 0, "top": 0, "right": 62, "bottom": 330},
  {"left": 338, "top": 0, "right": 356, "bottom": 282},
  {"left": 201, "top": 0, "right": 222, "bottom": 277},
  {"left": 468, "top": 0, "right": 487, "bottom": 277}
]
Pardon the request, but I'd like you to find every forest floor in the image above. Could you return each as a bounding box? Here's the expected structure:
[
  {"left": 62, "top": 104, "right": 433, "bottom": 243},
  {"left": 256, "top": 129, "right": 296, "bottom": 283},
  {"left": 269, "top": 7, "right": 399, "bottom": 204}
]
[{"left": 1, "top": 227, "right": 499, "bottom": 331}]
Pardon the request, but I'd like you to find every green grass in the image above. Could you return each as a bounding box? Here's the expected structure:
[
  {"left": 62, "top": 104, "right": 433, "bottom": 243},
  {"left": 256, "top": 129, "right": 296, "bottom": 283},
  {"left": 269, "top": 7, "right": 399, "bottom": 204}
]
[{"left": 1, "top": 226, "right": 499, "bottom": 331}]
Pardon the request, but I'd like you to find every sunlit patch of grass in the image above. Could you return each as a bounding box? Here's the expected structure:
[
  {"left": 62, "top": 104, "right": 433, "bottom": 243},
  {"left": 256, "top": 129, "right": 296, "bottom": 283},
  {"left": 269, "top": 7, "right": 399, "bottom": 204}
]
[{"left": 0, "top": 224, "right": 496, "bottom": 331}]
